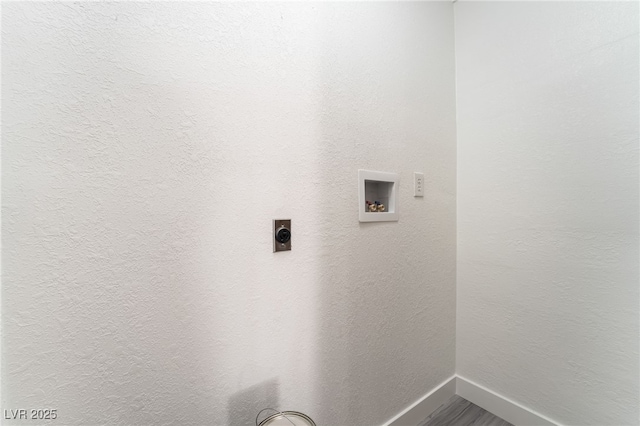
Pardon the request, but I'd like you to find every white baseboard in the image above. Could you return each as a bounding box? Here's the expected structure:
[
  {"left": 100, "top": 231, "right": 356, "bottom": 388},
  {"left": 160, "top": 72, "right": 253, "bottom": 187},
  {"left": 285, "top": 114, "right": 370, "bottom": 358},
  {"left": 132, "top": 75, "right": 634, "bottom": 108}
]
[
  {"left": 383, "top": 375, "right": 456, "bottom": 426},
  {"left": 455, "top": 376, "right": 559, "bottom": 426},
  {"left": 382, "top": 375, "right": 561, "bottom": 426}
]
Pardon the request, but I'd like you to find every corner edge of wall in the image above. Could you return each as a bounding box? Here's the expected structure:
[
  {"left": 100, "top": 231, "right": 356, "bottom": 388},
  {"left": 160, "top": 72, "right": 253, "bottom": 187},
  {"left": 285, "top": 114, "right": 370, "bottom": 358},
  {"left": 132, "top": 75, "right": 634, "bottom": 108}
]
[
  {"left": 382, "top": 375, "right": 456, "bottom": 426},
  {"left": 455, "top": 375, "right": 560, "bottom": 426}
]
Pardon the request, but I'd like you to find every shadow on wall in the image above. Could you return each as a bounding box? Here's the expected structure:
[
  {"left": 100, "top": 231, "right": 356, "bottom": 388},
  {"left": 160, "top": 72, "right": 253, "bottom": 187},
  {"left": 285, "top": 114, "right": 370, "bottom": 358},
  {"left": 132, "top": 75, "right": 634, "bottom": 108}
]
[
  {"left": 227, "top": 378, "right": 280, "bottom": 426},
  {"left": 312, "top": 2, "right": 457, "bottom": 425}
]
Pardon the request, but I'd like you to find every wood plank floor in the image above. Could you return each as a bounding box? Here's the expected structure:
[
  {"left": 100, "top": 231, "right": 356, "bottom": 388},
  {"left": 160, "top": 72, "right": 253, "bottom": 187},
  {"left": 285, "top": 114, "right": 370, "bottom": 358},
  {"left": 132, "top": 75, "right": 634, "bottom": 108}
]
[{"left": 418, "top": 395, "right": 513, "bottom": 426}]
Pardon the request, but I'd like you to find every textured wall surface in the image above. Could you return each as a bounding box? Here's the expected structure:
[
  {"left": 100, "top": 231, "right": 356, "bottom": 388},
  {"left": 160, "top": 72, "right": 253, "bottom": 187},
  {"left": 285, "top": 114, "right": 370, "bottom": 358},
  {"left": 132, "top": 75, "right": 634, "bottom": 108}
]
[
  {"left": 2, "top": 3, "right": 457, "bottom": 425},
  {"left": 455, "top": 2, "right": 639, "bottom": 425}
]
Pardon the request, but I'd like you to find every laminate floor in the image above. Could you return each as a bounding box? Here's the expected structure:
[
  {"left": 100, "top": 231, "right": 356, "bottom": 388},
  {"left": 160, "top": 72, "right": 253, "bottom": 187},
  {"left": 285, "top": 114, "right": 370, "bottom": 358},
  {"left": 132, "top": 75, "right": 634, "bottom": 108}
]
[{"left": 418, "top": 395, "right": 513, "bottom": 426}]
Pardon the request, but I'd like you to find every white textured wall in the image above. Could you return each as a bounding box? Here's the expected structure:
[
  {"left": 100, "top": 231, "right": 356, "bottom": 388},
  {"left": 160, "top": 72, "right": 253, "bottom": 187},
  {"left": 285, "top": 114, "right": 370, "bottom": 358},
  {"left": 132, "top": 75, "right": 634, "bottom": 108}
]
[
  {"left": 455, "top": 2, "right": 639, "bottom": 425},
  {"left": 2, "top": 3, "right": 457, "bottom": 425}
]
